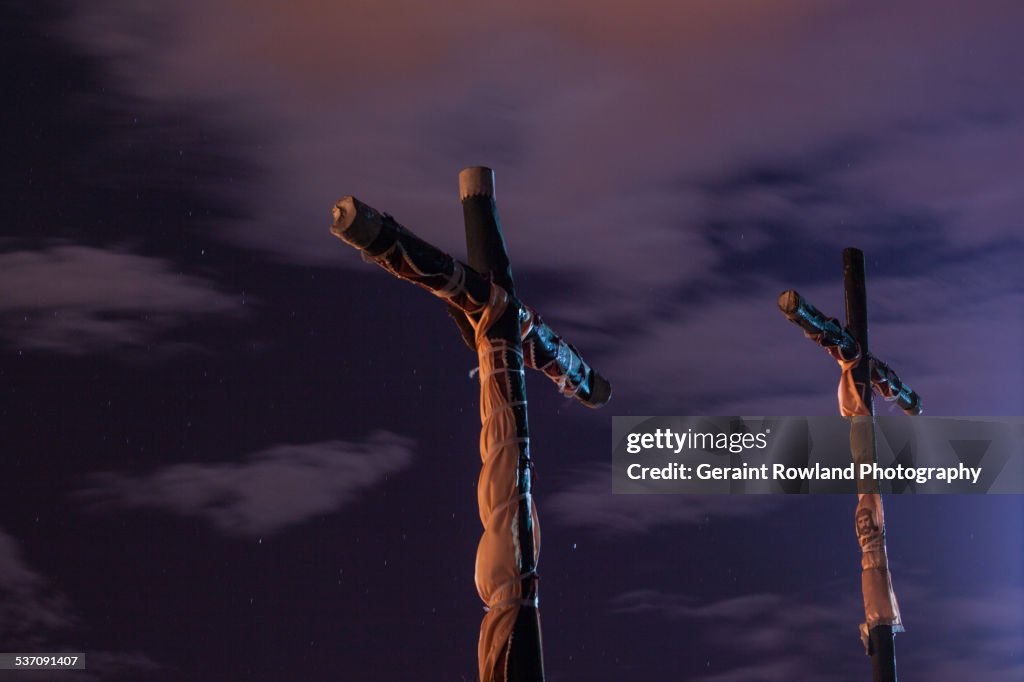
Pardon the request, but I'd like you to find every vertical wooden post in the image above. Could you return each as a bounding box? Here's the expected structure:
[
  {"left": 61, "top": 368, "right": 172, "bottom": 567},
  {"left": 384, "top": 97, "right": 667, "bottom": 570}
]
[
  {"left": 843, "top": 248, "right": 871, "bottom": 406},
  {"left": 460, "top": 167, "right": 544, "bottom": 681},
  {"left": 843, "top": 248, "right": 897, "bottom": 682}
]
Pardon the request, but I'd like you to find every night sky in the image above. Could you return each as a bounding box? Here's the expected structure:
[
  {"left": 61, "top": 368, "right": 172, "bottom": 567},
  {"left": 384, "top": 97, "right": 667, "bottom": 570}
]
[{"left": 2, "top": 1, "right": 1022, "bottom": 680}]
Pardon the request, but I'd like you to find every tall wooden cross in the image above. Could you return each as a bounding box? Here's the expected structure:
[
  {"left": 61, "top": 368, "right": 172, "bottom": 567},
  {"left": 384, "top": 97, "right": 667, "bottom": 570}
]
[
  {"left": 778, "top": 248, "right": 921, "bottom": 682},
  {"left": 330, "top": 167, "right": 611, "bottom": 682}
]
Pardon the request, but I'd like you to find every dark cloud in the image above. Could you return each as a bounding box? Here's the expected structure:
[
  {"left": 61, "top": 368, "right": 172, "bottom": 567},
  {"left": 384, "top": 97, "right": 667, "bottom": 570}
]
[{"left": 76, "top": 432, "right": 415, "bottom": 536}]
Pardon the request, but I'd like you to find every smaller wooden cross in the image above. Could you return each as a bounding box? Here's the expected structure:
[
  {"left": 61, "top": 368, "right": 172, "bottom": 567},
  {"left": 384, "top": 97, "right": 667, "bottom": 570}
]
[{"left": 778, "top": 248, "right": 922, "bottom": 682}]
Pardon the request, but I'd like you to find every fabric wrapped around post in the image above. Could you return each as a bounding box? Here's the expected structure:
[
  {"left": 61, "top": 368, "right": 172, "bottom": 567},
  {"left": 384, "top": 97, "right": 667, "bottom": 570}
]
[
  {"left": 470, "top": 284, "right": 541, "bottom": 682},
  {"left": 830, "top": 347, "right": 905, "bottom": 652}
]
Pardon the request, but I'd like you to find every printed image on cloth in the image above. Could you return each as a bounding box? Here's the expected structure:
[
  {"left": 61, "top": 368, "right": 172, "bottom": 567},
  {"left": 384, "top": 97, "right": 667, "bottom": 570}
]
[{"left": 832, "top": 347, "right": 904, "bottom": 649}]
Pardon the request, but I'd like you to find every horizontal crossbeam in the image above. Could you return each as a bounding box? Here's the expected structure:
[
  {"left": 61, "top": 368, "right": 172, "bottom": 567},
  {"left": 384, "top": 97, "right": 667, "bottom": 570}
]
[
  {"left": 778, "top": 290, "right": 921, "bottom": 415},
  {"left": 332, "top": 196, "right": 611, "bottom": 408}
]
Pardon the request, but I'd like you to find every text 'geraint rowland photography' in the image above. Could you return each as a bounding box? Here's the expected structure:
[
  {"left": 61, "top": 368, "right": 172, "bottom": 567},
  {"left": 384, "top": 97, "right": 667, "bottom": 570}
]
[{"left": 612, "top": 416, "right": 1024, "bottom": 494}]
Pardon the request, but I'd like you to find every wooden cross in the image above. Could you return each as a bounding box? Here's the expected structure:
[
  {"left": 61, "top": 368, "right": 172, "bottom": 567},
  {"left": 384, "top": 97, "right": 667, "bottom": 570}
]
[
  {"left": 778, "top": 247, "right": 921, "bottom": 682},
  {"left": 330, "top": 167, "right": 610, "bottom": 682}
]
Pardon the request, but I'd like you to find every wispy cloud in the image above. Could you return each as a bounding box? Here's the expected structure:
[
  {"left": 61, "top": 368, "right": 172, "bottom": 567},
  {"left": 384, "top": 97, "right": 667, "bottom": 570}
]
[
  {"left": 594, "top": 244, "right": 1023, "bottom": 416},
  {"left": 56, "top": 1, "right": 1024, "bottom": 417},
  {"left": 0, "top": 245, "right": 240, "bottom": 353},
  {"left": 610, "top": 583, "right": 1024, "bottom": 681},
  {"left": 77, "top": 432, "right": 415, "bottom": 536},
  {"left": 547, "top": 466, "right": 783, "bottom": 534},
  {"left": 0, "top": 527, "right": 162, "bottom": 680},
  {"left": 0, "top": 529, "right": 74, "bottom": 647},
  {"left": 61, "top": 1, "right": 1024, "bottom": 274},
  {"left": 903, "top": 584, "right": 1024, "bottom": 681}
]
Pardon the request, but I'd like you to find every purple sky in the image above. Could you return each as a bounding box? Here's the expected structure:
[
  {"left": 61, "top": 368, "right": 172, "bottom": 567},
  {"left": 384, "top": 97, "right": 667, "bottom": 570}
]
[{"left": 2, "top": 1, "right": 1022, "bottom": 679}]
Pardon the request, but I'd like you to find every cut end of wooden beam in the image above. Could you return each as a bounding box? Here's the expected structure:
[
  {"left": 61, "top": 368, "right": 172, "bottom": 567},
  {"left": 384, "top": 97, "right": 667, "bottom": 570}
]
[
  {"left": 459, "top": 166, "right": 495, "bottom": 201},
  {"left": 778, "top": 290, "right": 800, "bottom": 315},
  {"left": 331, "top": 197, "right": 357, "bottom": 232},
  {"left": 331, "top": 196, "right": 383, "bottom": 249},
  {"left": 583, "top": 372, "right": 612, "bottom": 409}
]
